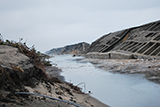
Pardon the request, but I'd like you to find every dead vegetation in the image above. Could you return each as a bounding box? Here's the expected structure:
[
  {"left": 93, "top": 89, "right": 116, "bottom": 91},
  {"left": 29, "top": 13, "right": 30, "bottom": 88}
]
[
  {"left": 0, "top": 36, "right": 85, "bottom": 107},
  {"left": 0, "top": 36, "right": 84, "bottom": 90},
  {"left": 10, "top": 64, "right": 24, "bottom": 72},
  {"left": 0, "top": 37, "right": 50, "bottom": 78},
  {"left": 0, "top": 65, "right": 4, "bottom": 75},
  {"left": 0, "top": 37, "right": 54, "bottom": 89}
]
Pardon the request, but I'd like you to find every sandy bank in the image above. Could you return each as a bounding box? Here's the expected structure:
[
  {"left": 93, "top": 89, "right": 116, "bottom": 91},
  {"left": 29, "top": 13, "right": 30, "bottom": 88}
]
[
  {"left": 24, "top": 80, "right": 108, "bottom": 107},
  {"left": 0, "top": 45, "right": 109, "bottom": 107}
]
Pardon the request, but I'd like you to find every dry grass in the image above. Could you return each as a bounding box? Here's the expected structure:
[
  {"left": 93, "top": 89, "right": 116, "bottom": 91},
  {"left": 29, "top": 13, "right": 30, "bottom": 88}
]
[
  {"left": 10, "top": 64, "right": 24, "bottom": 72},
  {"left": 0, "top": 37, "right": 50, "bottom": 79},
  {"left": 0, "top": 65, "right": 4, "bottom": 75},
  {"left": 0, "top": 37, "right": 64, "bottom": 87}
]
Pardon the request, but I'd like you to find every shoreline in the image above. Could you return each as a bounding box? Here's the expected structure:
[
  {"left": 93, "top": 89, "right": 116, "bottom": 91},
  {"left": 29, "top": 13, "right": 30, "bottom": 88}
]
[
  {"left": 44, "top": 66, "right": 110, "bottom": 107},
  {"left": 77, "top": 58, "right": 160, "bottom": 84},
  {"left": 0, "top": 45, "right": 109, "bottom": 107}
]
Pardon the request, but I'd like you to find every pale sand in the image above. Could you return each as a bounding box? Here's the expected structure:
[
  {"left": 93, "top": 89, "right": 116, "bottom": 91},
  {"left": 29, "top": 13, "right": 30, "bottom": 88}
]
[{"left": 25, "top": 81, "right": 109, "bottom": 107}]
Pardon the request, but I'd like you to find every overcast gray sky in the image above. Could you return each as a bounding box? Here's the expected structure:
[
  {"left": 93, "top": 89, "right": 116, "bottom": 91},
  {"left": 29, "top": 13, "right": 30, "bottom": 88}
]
[{"left": 0, "top": 0, "right": 160, "bottom": 52}]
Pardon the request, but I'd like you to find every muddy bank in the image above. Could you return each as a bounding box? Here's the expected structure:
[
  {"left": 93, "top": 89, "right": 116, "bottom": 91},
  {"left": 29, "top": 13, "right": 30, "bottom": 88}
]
[{"left": 77, "top": 58, "right": 160, "bottom": 84}]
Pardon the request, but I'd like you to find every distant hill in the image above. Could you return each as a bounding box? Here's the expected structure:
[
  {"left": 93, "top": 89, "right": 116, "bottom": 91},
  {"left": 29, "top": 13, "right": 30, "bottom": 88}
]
[{"left": 46, "top": 42, "right": 90, "bottom": 55}]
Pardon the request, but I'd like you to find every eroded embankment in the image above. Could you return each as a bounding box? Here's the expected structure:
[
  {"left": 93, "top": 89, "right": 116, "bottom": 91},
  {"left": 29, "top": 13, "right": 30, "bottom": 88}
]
[{"left": 0, "top": 45, "right": 109, "bottom": 107}]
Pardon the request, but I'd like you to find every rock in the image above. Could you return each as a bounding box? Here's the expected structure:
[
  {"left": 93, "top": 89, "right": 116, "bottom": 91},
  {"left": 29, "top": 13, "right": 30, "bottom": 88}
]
[
  {"left": 0, "top": 45, "right": 33, "bottom": 69},
  {"left": 70, "top": 99, "right": 73, "bottom": 101},
  {"left": 46, "top": 42, "right": 90, "bottom": 55},
  {"left": 149, "top": 76, "right": 160, "bottom": 80},
  {"left": 55, "top": 91, "right": 62, "bottom": 95},
  {"left": 58, "top": 96, "right": 63, "bottom": 100},
  {"left": 41, "top": 97, "right": 46, "bottom": 101}
]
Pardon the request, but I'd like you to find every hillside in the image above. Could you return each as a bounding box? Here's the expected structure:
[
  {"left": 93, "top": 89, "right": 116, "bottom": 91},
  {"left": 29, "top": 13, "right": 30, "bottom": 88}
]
[
  {"left": 84, "top": 20, "right": 160, "bottom": 59},
  {"left": 46, "top": 42, "right": 90, "bottom": 55}
]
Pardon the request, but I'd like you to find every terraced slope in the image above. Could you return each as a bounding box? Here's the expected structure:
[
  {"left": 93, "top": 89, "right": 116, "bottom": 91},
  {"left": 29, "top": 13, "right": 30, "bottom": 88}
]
[{"left": 84, "top": 20, "right": 160, "bottom": 59}]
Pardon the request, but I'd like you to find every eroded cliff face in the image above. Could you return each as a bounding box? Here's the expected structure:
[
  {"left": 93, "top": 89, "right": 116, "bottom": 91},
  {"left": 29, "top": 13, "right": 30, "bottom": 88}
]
[
  {"left": 0, "top": 45, "right": 49, "bottom": 106},
  {"left": 46, "top": 42, "right": 90, "bottom": 55},
  {"left": 84, "top": 20, "right": 160, "bottom": 59}
]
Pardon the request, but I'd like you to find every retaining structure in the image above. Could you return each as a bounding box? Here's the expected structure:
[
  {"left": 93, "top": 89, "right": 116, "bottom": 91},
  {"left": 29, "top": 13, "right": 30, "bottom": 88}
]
[{"left": 84, "top": 20, "right": 160, "bottom": 59}]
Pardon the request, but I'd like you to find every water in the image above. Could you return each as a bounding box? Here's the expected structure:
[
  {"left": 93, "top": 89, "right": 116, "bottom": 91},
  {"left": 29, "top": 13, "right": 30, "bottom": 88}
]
[{"left": 50, "top": 55, "right": 160, "bottom": 107}]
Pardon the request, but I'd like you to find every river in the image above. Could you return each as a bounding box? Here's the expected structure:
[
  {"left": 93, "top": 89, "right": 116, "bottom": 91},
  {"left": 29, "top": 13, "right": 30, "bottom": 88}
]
[{"left": 50, "top": 55, "right": 160, "bottom": 107}]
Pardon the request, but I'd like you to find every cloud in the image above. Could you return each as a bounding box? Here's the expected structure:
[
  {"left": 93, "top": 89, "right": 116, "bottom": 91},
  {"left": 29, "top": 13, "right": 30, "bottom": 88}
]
[{"left": 0, "top": 0, "right": 160, "bottom": 52}]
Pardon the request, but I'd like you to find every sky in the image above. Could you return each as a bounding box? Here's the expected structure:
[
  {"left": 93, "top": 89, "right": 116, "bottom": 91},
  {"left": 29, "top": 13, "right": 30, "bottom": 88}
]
[{"left": 0, "top": 0, "right": 160, "bottom": 53}]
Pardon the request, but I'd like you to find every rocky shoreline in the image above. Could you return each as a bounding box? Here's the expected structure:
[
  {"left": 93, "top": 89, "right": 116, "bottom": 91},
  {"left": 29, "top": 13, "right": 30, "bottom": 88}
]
[
  {"left": 0, "top": 45, "right": 109, "bottom": 107},
  {"left": 77, "top": 58, "right": 160, "bottom": 84}
]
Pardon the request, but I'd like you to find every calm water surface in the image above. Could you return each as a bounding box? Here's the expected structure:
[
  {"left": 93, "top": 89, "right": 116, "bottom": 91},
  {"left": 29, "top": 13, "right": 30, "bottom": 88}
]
[{"left": 50, "top": 55, "right": 160, "bottom": 107}]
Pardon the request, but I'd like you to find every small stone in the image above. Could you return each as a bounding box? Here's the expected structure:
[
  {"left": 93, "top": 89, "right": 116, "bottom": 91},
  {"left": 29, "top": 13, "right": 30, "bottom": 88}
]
[
  {"left": 48, "top": 90, "right": 51, "bottom": 93},
  {"left": 149, "top": 76, "right": 160, "bottom": 80},
  {"left": 55, "top": 91, "right": 62, "bottom": 95},
  {"left": 58, "top": 96, "right": 63, "bottom": 100},
  {"left": 68, "top": 91, "right": 74, "bottom": 96},
  {"left": 38, "top": 97, "right": 41, "bottom": 101},
  {"left": 46, "top": 84, "right": 50, "bottom": 88},
  {"left": 15, "top": 89, "right": 20, "bottom": 92},
  {"left": 41, "top": 97, "right": 46, "bottom": 100},
  {"left": 70, "top": 99, "right": 73, "bottom": 101}
]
